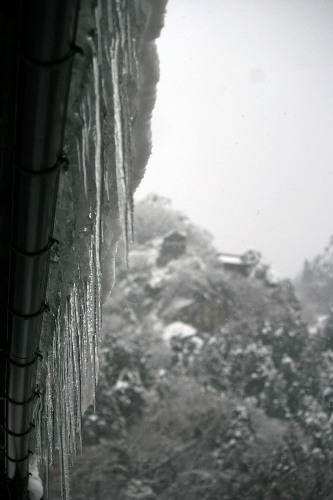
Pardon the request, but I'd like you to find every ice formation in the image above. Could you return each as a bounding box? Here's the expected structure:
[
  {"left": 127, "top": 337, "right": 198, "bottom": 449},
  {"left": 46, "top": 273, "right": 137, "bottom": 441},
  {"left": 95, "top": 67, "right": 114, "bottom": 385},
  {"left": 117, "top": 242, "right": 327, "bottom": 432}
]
[
  {"left": 31, "top": 1, "right": 167, "bottom": 498},
  {"left": 27, "top": 455, "right": 43, "bottom": 500}
]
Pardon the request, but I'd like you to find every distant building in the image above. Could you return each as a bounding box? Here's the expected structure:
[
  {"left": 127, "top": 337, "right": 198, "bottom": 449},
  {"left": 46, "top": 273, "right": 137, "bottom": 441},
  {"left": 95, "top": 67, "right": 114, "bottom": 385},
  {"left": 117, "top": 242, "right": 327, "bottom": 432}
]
[
  {"left": 157, "top": 231, "right": 187, "bottom": 265},
  {"left": 217, "top": 249, "right": 278, "bottom": 286},
  {"left": 217, "top": 250, "right": 260, "bottom": 276}
]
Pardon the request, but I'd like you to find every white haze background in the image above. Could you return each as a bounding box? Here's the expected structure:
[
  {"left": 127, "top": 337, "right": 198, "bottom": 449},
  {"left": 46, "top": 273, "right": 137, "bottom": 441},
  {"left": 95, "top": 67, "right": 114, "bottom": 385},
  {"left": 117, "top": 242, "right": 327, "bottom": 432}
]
[{"left": 135, "top": 0, "right": 333, "bottom": 278}]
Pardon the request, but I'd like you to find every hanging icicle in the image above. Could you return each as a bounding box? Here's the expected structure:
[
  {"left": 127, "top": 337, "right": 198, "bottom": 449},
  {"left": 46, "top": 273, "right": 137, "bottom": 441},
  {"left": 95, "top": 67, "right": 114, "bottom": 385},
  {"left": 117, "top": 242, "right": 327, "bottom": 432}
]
[{"left": 31, "top": 1, "right": 167, "bottom": 499}]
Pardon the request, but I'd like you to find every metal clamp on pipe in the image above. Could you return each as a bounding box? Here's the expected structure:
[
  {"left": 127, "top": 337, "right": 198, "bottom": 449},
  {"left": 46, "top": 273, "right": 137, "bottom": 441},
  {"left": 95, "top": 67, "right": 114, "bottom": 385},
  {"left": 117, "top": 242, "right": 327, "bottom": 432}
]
[
  {"left": 5, "top": 451, "right": 32, "bottom": 464},
  {"left": 8, "top": 304, "right": 50, "bottom": 321},
  {"left": 14, "top": 155, "right": 69, "bottom": 177},
  {"left": 11, "top": 238, "right": 58, "bottom": 259},
  {"left": 2, "top": 423, "right": 35, "bottom": 439},
  {"left": 7, "top": 350, "right": 43, "bottom": 369},
  {"left": 5, "top": 389, "right": 40, "bottom": 407},
  {"left": 21, "top": 44, "right": 83, "bottom": 70}
]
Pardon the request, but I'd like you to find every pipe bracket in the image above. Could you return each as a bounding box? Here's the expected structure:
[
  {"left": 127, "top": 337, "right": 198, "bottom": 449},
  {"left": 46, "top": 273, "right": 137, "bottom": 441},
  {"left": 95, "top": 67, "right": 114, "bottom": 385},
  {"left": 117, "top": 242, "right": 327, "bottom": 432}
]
[
  {"left": 2, "top": 423, "right": 35, "bottom": 438},
  {"left": 5, "top": 389, "right": 40, "bottom": 407},
  {"left": 11, "top": 238, "right": 59, "bottom": 259},
  {"left": 7, "top": 350, "right": 43, "bottom": 368},
  {"left": 14, "top": 154, "right": 69, "bottom": 178},
  {"left": 20, "top": 44, "right": 84, "bottom": 70},
  {"left": 5, "top": 450, "right": 33, "bottom": 464},
  {"left": 8, "top": 303, "right": 50, "bottom": 320}
]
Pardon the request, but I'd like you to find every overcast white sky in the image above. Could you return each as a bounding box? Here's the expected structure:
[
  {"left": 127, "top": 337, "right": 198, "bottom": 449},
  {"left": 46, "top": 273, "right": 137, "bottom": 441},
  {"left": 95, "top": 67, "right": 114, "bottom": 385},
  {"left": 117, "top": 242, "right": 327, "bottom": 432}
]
[{"left": 135, "top": 0, "right": 333, "bottom": 278}]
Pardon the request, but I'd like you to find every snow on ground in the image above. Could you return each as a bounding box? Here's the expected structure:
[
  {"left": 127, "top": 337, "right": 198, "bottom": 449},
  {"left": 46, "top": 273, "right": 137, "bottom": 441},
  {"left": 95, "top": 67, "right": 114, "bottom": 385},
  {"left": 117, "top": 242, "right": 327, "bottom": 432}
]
[{"left": 162, "top": 321, "right": 197, "bottom": 344}]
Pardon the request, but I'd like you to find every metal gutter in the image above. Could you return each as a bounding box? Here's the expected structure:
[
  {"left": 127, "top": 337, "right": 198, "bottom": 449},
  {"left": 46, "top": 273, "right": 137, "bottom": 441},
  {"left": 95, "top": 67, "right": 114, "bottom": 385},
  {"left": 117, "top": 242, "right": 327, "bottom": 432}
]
[
  {"left": 0, "top": 3, "right": 20, "bottom": 496},
  {"left": 5, "top": 1, "right": 80, "bottom": 498}
]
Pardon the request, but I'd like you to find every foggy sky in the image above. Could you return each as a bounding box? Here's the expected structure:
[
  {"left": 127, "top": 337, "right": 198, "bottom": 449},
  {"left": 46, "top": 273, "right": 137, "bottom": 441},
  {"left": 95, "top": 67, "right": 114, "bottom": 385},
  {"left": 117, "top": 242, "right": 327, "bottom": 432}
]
[{"left": 135, "top": 0, "right": 333, "bottom": 278}]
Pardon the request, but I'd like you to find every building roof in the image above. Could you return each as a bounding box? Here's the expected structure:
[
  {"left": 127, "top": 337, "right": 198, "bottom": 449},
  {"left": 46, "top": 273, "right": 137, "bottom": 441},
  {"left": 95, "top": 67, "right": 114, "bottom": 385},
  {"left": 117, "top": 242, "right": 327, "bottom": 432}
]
[
  {"left": 217, "top": 253, "right": 244, "bottom": 266},
  {"left": 163, "top": 230, "right": 187, "bottom": 242}
]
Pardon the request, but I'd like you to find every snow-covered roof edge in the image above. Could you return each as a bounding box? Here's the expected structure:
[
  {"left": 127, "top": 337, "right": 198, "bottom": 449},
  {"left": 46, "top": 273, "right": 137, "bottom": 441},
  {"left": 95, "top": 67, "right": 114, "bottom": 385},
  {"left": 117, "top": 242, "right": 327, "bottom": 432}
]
[{"left": 32, "top": 2, "right": 168, "bottom": 499}]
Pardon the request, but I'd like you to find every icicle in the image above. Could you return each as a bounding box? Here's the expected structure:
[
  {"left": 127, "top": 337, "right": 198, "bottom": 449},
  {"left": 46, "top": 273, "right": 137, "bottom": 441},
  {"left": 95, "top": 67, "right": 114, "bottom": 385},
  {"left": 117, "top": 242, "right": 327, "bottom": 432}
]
[
  {"left": 104, "top": 149, "right": 111, "bottom": 202},
  {"left": 80, "top": 102, "right": 89, "bottom": 198},
  {"left": 95, "top": 2, "right": 103, "bottom": 67},
  {"left": 82, "top": 284, "right": 89, "bottom": 380},
  {"left": 45, "top": 351, "right": 54, "bottom": 468},
  {"left": 111, "top": 35, "right": 129, "bottom": 258},
  {"left": 33, "top": 2, "right": 167, "bottom": 498},
  {"left": 76, "top": 137, "right": 82, "bottom": 175},
  {"left": 110, "top": 0, "right": 136, "bottom": 257},
  {"left": 116, "top": 0, "right": 127, "bottom": 52},
  {"left": 85, "top": 231, "right": 102, "bottom": 409},
  {"left": 126, "top": 9, "right": 134, "bottom": 77},
  {"left": 96, "top": 1, "right": 108, "bottom": 107},
  {"left": 32, "top": 396, "right": 42, "bottom": 461},
  {"left": 71, "top": 285, "right": 83, "bottom": 451},
  {"left": 92, "top": 51, "right": 103, "bottom": 306}
]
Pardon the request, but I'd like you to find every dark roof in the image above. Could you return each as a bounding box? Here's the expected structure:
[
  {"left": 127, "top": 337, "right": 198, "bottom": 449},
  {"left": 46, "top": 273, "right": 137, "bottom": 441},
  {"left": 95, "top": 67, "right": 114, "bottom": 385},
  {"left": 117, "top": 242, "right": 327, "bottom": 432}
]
[{"left": 163, "top": 230, "right": 187, "bottom": 242}]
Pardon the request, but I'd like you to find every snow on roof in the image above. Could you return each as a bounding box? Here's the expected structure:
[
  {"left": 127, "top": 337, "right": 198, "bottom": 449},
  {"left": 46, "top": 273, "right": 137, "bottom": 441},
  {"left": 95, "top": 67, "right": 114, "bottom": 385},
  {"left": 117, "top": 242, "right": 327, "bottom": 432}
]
[
  {"left": 164, "top": 230, "right": 187, "bottom": 240},
  {"left": 218, "top": 254, "right": 243, "bottom": 265}
]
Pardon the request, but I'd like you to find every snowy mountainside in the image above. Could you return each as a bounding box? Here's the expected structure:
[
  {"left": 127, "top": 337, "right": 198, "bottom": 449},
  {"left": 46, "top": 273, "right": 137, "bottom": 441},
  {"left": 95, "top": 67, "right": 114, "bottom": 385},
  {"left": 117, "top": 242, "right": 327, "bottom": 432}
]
[{"left": 48, "top": 196, "right": 333, "bottom": 500}]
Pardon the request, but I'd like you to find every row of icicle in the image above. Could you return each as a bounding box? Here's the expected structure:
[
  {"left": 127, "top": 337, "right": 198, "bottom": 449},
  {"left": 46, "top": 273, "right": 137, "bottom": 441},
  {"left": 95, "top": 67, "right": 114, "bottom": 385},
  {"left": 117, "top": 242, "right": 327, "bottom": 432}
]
[{"left": 32, "top": 1, "right": 145, "bottom": 498}]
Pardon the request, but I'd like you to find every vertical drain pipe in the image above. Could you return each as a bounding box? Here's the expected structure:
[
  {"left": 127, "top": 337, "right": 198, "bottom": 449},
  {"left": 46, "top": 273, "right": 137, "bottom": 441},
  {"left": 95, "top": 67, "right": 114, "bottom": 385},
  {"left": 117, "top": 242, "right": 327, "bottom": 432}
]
[{"left": 5, "top": 1, "right": 80, "bottom": 498}]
